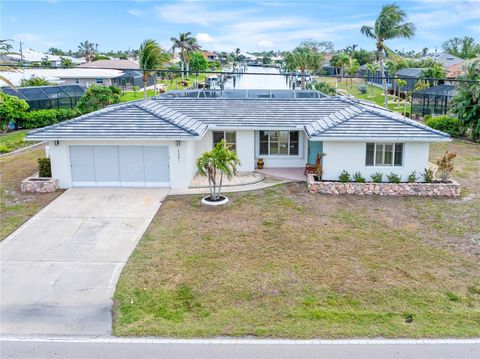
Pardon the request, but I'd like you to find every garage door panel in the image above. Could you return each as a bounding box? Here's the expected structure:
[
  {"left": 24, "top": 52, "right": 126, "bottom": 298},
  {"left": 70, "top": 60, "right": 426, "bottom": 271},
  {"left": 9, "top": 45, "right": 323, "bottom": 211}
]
[
  {"left": 94, "top": 146, "right": 120, "bottom": 186},
  {"left": 70, "top": 146, "right": 95, "bottom": 185},
  {"left": 144, "top": 146, "right": 170, "bottom": 186},
  {"left": 118, "top": 146, "right": 145, "bottom": 186}
]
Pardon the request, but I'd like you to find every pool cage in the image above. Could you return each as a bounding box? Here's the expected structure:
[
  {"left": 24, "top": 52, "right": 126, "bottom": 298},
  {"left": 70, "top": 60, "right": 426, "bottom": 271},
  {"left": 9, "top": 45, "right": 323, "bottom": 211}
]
[
  {"left": 411, "top": 84, "right": 457, "bottom": 118},
  {"left": 2, "top": 85, "right": 86, "bottom": 110}
]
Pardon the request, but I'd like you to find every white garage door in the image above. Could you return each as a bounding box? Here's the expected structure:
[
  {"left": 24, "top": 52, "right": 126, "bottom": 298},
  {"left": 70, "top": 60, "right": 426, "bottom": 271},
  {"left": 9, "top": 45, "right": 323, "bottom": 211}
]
[{"left": 69, "top": 145, "right": 170, "bottom": 187}]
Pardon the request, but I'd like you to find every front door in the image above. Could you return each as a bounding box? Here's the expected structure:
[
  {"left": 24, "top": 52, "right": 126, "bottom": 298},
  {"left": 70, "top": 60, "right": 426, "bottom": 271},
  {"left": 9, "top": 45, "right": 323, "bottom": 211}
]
[{"left": 308, "top": 141, "right": 323, "bottom": 163}]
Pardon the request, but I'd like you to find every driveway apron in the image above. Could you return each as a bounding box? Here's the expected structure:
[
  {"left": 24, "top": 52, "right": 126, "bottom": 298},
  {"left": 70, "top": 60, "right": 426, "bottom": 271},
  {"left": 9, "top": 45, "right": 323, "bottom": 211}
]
[{"left": 0, "top": 188, "right": 168, "bottom": 336}]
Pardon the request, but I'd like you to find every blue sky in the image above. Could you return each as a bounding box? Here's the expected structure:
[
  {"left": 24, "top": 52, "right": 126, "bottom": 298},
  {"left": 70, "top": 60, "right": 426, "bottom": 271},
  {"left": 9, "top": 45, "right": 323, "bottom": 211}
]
[{"left": 3, "top": 0, "right": 480, "bottom": 53}]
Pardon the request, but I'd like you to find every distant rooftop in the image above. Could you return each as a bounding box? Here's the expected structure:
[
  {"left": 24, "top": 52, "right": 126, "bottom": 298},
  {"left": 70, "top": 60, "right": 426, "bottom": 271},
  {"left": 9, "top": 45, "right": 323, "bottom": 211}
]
[
  {"left": 77, "top": 59, "right": 139, "bottom": 70},
  {"left": 156, "top": 89, "right": 327, "bottom": 99}
]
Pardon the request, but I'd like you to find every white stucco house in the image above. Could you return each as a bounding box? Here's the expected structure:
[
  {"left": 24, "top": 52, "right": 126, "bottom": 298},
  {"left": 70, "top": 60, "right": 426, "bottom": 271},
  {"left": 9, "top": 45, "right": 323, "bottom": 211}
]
[{"left": 26, "top": 89, "right": 450, "bottom": 190}]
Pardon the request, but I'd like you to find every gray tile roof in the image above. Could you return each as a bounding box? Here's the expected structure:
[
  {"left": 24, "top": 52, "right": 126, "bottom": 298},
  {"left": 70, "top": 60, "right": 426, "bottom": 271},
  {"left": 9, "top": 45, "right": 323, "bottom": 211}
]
[
  {"left": 396, "top": 68, "right": 425, "bottom": 78},
  {"left": 27, "top": 91, "right": 450, "bottom": 141}
]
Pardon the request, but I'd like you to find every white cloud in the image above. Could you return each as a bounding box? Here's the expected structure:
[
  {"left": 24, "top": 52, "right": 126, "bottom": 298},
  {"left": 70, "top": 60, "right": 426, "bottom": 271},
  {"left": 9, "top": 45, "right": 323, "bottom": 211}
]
[
  {"left": 196, "top": 33, "right": 214, "bottom": 43},
  {"left": 128, "top": 9, "right": 145, "bottom": 17},
  {"left": 13, "top": 33, "right": 59, "bottom": 49},
  {"left": 408, "top": 1, "right": 480, "bottom": 28},
  {"left": 257, "top": 39, "right": 274, "bottom": 48}
]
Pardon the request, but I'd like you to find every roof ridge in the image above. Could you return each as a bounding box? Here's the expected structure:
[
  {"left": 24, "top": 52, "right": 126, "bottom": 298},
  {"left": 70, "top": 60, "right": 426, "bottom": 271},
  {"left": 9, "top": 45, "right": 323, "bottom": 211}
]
[
  {"left": 305, "top": 102, "right": 364, "bottom": 137},
  {"left": 135, "top": 101, "right": 203, "bottom": 136}
]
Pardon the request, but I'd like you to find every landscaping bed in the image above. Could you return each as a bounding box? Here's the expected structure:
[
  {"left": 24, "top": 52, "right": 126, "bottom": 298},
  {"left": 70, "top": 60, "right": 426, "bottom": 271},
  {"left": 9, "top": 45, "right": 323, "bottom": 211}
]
[
  {"left": 113, "top": 140, "right": 480, "bottom": 338},
  {"left": 0, "top": 147, "right": 63, "bottom": 240},
  {"left": 0, "top": 130, "right": 37, "bottom": 154}
]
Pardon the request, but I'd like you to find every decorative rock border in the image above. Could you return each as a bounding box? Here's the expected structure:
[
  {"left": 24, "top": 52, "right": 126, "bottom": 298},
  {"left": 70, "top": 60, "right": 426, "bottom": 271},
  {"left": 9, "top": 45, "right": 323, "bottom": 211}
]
[
  {"left": 307, "top": 174, "right": 461, "bottom": 197},
  {"left": 21, "top": 174, "right": 59, "bottom": 193}
]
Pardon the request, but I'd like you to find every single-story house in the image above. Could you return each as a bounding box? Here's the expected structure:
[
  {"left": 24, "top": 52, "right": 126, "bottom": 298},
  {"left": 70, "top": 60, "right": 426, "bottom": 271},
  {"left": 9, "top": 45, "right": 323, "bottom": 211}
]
[
  {"left": 422, "top": 52, "right": 464, "bottom": 78},
  {"left": 26, "top": 89, "right": 450, "bottom": 189},
  {"left": 0, "top": 48, "right": 85, "bottom": 66}
]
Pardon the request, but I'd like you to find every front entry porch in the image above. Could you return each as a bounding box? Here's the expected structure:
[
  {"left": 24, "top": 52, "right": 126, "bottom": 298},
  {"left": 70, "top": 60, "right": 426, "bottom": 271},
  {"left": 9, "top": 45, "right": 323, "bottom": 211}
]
[{"left": 257, "top": 167, "right": 306, "bottom": 181}]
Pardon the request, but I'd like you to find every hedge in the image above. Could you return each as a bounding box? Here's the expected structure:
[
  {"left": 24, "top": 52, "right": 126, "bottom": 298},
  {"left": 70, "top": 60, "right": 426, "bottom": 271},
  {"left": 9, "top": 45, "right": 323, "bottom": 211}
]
[
  {"left": 38, "top": 158, "right": 52, "bottom": 177},
  {"left": 18, "top": 109, "right": 79, "bottom": 129},
  {"left": 425, "top": 115, "right": 460, "bottom": 137}
]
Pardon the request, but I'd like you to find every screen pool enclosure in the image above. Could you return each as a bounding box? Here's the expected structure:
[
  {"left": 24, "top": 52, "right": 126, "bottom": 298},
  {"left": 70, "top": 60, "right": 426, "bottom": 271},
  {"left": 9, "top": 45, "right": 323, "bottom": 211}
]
[{"left": 2, "top": 85, "right": 86, "bottom": 110}]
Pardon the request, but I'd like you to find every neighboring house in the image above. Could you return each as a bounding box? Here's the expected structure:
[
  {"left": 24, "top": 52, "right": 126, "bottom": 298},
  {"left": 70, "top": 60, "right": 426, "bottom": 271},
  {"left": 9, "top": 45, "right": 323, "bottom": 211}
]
[
  {"left": 395, "top": 68, "right": 425, "bottom": 91},
  {"left": 26, "top": 89, "right": 450, "bottom": 190},
  {"left": 422, "top": 52, "right": 464, "bottom": 78},
  {"left": 77, "top": 59, "right": 156, "bottom": 89},
  {"left": 411, "top": 84, "right": 457, "bottom": 117},
  {"left": 0, "top": 48, "right": 84, "bottom": 66},
  {"left": 362, "top": 66, "right": 394, "bottom": 89},
  {"left": 203, "top": 51, "right": 218, "bottom": 61},
  {"left": 1, "top": 68, "right": 124, "bottom": 87},
  {"left": 2, "top": 84, "right": 85, "bottom": 110}
]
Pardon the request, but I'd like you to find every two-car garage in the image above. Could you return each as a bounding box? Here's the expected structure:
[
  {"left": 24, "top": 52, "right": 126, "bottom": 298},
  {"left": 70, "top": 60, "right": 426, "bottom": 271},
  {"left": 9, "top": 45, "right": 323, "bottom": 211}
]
[{"left": 69, "top": 145, "right": 170, "bottom": 187}]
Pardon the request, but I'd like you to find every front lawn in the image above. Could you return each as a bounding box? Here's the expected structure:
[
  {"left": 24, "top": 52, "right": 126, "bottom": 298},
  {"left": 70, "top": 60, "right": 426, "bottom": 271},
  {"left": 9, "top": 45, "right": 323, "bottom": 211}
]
[
  {"left": 0, "top": 130, "right": 37, "bottom": 153},
  {"left": 114, "top": 140, "right": 480, "bottom": 338},
  {"left": 0, "top": 147, "right": 63, "bottom": 240}
]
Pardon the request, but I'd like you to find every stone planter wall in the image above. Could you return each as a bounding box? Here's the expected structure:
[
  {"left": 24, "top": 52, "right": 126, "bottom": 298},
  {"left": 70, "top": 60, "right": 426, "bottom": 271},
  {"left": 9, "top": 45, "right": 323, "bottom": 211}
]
[
  {"left": 21, "top": 174, "right": 58, "bottom": 193},
  {"left": 307, "top": 174, "right": 461, "bottom": 197}
]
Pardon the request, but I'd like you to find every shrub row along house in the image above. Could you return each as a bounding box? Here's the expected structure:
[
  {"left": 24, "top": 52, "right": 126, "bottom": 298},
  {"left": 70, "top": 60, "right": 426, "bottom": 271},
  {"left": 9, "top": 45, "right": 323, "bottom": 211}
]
[{"left": 27, "top": 89, "right": 450, "bottom": 189}]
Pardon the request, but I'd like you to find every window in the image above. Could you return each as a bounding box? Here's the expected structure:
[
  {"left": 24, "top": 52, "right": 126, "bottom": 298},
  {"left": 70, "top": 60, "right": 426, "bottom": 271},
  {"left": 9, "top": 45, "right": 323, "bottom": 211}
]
[
  {"left": 259, "top": 131, "right": 300, "bottom": 156},
  {"left": 95, "top": 78, "right": 104, "bottom": 84},
  {"left": 213, "top": 131, "right": 236, "bottom": 151},
  {"left": 366, "top": 143, "right": 403, "bottom": 166}
]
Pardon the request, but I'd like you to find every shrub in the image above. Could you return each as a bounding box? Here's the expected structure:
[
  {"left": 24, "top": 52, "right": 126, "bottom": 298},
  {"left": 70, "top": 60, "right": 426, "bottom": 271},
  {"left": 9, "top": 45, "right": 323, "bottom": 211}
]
[
  {"left": 353, "top": 171, "right": 365, "bottom": 183},
  {"left": 423, "top": 168, "right": 434, "bottom": 183},
  {"left": 387, "top": 173, "right": 401, "bottom": 183},
  {"left": 0, "top": 93, "right": 29, "bottom": 132},
  {"left": 370, "top": 172, "right": 383, "bottom": 183},
  {"left": 436, "top": 151, "right": 456, "bottom": 181},
  {"left": 357, "top": 84, "right": 368, "bottom": 94},
  {"left": 314, "top": 81, "right": 336, "bottom": 96},
  {"left": 20, "top": 77, "right": 53, "bottom": 87},
  {"left": 38, "top": 158, "right": 52, "bottom": 177},
  {"left": 425, "top": 115, "right": 460, "bottom": 137},
  {"left": 407, "top": 171, "right": 418, "bottom": 183},
  {"left": 338, "top": 170, "right": 351, "bottom": 182},
  {"left": 76, "top": 85, "right": 121, "bottom": 114},
  {"left": 18, "top": 108, "right": 78, "bottom": 129}
]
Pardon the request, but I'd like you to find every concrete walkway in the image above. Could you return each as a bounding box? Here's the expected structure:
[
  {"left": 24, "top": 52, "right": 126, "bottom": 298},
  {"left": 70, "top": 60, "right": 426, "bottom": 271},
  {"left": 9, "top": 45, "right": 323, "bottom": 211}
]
[{"left": 0, "top": 188, "right": 168, "bottom": 336}]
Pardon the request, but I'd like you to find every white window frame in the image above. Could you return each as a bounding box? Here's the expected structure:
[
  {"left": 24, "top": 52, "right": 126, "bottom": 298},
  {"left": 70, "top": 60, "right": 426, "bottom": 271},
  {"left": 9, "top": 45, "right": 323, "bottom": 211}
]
[
  {"left": 366, "top": 142, "right": 404, "bottom": 167},
  {"left": 258, "top": 130, "right": 299, "bottom": 157},
  {"left": 212, "top": 131, "right": 236, "bottom": 150}
]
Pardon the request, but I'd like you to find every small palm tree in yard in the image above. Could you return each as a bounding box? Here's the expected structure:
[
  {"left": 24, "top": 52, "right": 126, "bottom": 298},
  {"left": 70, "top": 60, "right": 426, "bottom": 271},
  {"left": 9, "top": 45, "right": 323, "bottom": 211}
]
[
  {"left": 138, "top": 39, "right": 170, "bottom": 99},
  {"left": 361, "top": 3, "right": 416, "bottom": 108},
  {"left": 196, "top": 140, "right": 240, "bottom": 204},
  {"left": 365, "top": 62, "right": 380, "bottom": 97}
]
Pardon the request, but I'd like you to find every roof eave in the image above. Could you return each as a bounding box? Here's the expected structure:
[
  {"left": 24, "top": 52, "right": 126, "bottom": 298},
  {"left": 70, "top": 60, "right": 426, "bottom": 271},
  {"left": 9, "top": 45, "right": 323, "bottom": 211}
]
[{"left": 309, "top": 136, "right": 451, "bottom": 142}]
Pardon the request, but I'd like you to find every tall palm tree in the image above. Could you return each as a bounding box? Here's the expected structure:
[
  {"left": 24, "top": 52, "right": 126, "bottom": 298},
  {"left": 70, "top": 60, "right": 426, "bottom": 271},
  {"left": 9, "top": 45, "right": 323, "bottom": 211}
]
[
  {"left": 138, "top": 39, "right": 169, "bottom": 99},
  {"left": 361, "top": 3, "right": 415, "bottom": 108},
  {"left": 289, "top": 46, "right": 324, "bottom": 90},
  {"left": 235, "top": 48, "right": 241, "bottom": 61},
  {"left": 346, "top": 58, "right": 360, "bottom": 88},
  {"left": 170, "top": 32, "right": 200, "bottom": 80}
]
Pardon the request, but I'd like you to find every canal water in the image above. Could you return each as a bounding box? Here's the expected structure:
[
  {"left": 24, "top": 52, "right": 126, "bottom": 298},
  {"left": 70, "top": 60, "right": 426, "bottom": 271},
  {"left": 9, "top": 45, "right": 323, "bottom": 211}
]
[{"left": 223, "top": 66, "right": 290, "bottom": 90}]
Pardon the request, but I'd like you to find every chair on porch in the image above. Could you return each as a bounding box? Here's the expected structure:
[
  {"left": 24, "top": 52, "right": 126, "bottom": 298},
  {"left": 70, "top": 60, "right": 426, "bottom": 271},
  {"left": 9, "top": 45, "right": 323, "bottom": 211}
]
[{"left": 304, "top": 153, "right": 323, "bottom": 177}]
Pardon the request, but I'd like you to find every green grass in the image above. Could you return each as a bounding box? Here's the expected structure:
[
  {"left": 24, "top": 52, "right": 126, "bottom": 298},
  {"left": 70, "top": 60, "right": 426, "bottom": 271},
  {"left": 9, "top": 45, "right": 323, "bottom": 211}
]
[
  {"left": 0, "top": 147, "right": 63, "bottom": 240},
  {"left": 318, "top": 77, "right": 411, "bottom": 114},
  {"left": 120, "top": 90, "right": 156, "bottom": 102},
  {"left": 113, "top": 140, "right": 480, "bottom": 338},
  {"left": 0, "top": 130, "right": 36, "bottom": 153}
]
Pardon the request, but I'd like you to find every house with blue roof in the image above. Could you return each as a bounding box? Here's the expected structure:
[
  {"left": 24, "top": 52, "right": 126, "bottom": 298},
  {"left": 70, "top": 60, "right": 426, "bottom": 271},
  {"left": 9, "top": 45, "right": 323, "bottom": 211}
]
[{"left": 27, "top": 89, "right": 450, "bottom": 189}]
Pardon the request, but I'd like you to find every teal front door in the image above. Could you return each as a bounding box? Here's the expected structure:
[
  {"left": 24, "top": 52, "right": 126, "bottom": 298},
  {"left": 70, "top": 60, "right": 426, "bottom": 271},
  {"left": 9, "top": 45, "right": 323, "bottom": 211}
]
[{"left": 308, "top": 141, "right": 323, "bottom": 163}]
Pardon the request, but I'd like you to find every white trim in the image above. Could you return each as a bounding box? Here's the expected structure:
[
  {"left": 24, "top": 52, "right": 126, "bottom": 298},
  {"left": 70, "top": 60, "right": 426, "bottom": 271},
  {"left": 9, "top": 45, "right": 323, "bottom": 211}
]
[
  {"left": 312, "top": 137, "right": 451, "bottom": 142},
  {"left": 1, "top": 336, "right": 479, "bottom": 345}
]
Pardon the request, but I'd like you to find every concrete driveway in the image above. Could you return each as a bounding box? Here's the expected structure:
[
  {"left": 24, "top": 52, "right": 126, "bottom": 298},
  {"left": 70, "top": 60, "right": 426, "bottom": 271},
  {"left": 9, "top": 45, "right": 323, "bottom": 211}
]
[{"left": 0, "top": 188, "right": 168, "bottom": 336}]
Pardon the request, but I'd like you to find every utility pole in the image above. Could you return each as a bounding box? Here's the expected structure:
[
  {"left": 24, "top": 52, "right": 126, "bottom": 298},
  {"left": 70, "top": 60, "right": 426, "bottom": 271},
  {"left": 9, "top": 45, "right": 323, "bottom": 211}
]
[{"left": 19, "top": 41, "right": 24, "bottom": 65}]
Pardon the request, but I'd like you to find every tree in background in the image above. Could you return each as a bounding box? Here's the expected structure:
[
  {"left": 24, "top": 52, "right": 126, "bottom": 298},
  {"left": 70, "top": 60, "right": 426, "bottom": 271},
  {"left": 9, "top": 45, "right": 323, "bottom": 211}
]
[
  {"left": 422, "top": 63, "right": 446, "bottom": 86},
  {"left": 352, "top": 49, "right": 375, "bottom": 65},
  {"left": 346, "top": 58, "right": 360, "bottom": 88},
  {"left": 0, "top": 93, "right": 29, "bottom": 132},
  {"left": 138, "top": 39, "right": 170, "bottom": 99},
  {"left": 330, "top": 52, "right": 350, "bottom": 77},
  {"left": 421, "top": 47, "right": 429, "bottom": 56},
  {"left": 451, "top": 58, "right": 480, "bottom": 139},
  {"left": 20, "top": 77, "right": 52, "bottom": 87},
  {"left": 235, "top": 48, "right": 241, "bottom": 61},
  {"left": 76, "top": 85, "right": 121, "bottom": 114},
  {"left": 365, "top": 62, "right": 380, "bottom": 97},
  {"left": 361, "top": 3, "right": 416, "bottom": 108},
  {"left": 170, "top": 32, "right": 200, "bottom": 79},
  {"left": 315, "top": 81, "right": 336, "bottom": 96},
  {"left": 77, "top": 40, "right": 98, "bottom": 62},
  {"left": 189, "top": 51, "right": 208, "bottom": 72},
  {"left": 442, "top": 37, "right": 480, "bottom": 59},
  {"left": 396, "top": 78, "right": 408, "bottom": 116},
  {"left": 285, "top": 46, "right": 324, "bottom": 90},
  {"left": 0, "top": 39, "right": 18, "bottom": 88},
  {"left": 60, "top": 57, "right": 74, "bottom": 67}
]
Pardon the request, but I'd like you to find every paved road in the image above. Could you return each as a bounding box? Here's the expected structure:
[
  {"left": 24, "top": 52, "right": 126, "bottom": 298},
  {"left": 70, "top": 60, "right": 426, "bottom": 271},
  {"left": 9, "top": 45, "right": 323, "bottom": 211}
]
[
  {"left": 1, "top": 338, "right": 479, "bottom": 359},
  {"left": 0, "top": 188, "right": 168, "bottom": 336}
]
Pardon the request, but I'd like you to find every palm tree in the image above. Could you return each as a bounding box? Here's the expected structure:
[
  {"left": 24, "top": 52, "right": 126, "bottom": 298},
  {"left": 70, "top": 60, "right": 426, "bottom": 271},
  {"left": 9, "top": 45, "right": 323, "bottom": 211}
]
[
  {"left": 422, "top": 63, "right": 446, "bottom": 86},
  {"left": 196, "top": 140, "right": 240, "bottom": 202},
  {"left": 396, "top": 78, "right": 408, "bottom": 116},
  {"left": 77, "top": 40, "right": 98, "bottom": 62},
  {"left": 346, "top": 58, "right": 360, "bottom": 88},
  {"left": 0, "top": 39, "right": 18, "bottom": 88},
  {"left": 288, "top": 46, "right": 324, "bottom": 90},
  {"left": 361, "top": 3, "right": 415, "bottom": 108},
  {"left": 138, "top": 39, "right": 169, "bottom": 99},
  {"left": 235, "top": 48, "right": 241, "bottom": 61},
  {"left": 170, "top": 32, "right": 200, "bottom": 80}
]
